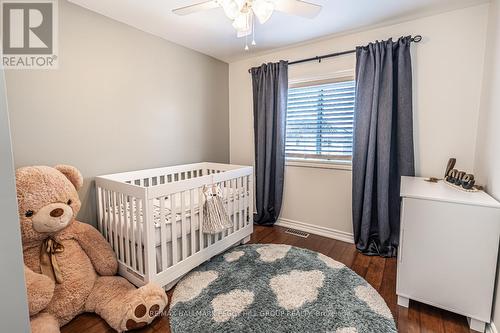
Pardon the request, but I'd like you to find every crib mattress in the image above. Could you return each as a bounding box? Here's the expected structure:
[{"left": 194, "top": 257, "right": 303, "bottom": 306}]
[
  {"left": 109, "top": 202, "right": 199, "bottom": 247},
  {"left": 107, "top": 189, "right": 248, "bottom": 246}
]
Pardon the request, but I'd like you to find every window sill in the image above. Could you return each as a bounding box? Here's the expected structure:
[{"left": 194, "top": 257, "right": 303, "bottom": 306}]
[{"left": 285, "top": 159, "right": 352, "bottom": 171}]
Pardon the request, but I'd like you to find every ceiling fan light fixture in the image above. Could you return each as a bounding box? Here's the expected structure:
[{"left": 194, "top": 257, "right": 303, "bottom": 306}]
[
  {"left": 233, "top": 11, "right": 252, "bottom": 34},
  {"left": 252, "top": 0, "right": 275, "bottom": 24},
  {"left": 218, "top": 0, "right": 246, "bottom": 20}
]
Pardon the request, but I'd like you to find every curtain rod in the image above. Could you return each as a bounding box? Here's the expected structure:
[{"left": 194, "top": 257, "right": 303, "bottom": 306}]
[{"left": 248, "top": 35, "right": 422, "bottom": 73}]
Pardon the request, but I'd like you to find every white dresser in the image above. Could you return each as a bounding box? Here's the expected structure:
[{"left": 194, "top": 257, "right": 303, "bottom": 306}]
[{"left": 397, "top": 177, "right": 500, "bottom": 332}]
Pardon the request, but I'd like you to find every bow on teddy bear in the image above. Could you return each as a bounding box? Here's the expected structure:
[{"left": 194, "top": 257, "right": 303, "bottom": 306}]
[{"left": 17, "top": 165, "right": 168, "bottom": 333}]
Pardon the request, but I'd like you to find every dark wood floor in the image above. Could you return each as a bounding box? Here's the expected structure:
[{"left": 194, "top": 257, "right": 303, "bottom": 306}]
[{"left": 61, "top": 225, "right": 473, "bottom": 333}]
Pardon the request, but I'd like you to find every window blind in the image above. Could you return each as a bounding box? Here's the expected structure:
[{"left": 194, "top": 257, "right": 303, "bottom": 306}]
[{"left": 285, "top": 79, "right": 355, "bottom": 162}]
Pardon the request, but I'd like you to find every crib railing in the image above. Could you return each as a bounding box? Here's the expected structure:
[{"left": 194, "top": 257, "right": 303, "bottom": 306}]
[
  {"left": 96, "top": 182, "right": 147, "bottom": 279},
  {"left": 96, "top": 163, "right": 253, "bottom": 289},
  {"left": 105, "top": 162, "right": 239, "bottom": 187}
]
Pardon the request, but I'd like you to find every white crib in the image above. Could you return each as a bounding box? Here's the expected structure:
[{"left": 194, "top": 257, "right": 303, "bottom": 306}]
[{"left": 95, "top": 162, "right": 253, "bottom": 290}]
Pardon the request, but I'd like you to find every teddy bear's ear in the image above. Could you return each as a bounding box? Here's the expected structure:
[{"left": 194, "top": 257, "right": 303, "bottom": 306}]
[{"left": 54, "top": 165, "right": 83, "bottom": 190}]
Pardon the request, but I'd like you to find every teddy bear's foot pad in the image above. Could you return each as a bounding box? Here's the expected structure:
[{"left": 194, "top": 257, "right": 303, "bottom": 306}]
[
  {"left": 120, "top": 284, "right": 168, "bottom": 331},
  {"left": 134, "top": 304, "right": 147, "bottom": 317},
  {"left": 126, "top": 318, "right": 147, "bottom": 330},
  {"left": 124, "top": 303, "right": 163, "bottom": 330}
]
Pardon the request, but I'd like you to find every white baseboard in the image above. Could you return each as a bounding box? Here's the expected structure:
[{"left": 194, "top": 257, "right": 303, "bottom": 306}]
[
  {"left": 487, "top": 322, "right": 498, "bottom": 333},
  {"left": 276, "top": 218, "right": 354, "bottom": 244}
]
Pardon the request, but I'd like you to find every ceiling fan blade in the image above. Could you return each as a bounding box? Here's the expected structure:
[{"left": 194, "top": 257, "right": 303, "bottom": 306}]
[
  {"left": 172, "top": 0, "right": 219, "bottom": 16},
  {"left": 274, "top": 0, "right": 322, "bottom": 19}
]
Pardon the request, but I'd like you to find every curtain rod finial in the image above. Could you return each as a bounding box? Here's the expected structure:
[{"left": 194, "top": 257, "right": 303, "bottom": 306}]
[{"left": 412, "top": 35, "right": 422, "bottom": 43}]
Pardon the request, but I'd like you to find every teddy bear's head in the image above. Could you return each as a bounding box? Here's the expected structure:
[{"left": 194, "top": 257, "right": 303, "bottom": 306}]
[{"left": 16, "top": 165, "right": 83, "bottom": 244}]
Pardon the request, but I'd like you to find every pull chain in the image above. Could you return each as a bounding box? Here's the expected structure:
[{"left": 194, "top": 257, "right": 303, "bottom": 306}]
[{"left": 251, "top": 14, "right": 256, "bottom": 46}]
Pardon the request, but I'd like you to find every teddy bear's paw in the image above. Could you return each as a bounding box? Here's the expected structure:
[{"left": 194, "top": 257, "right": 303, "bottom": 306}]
[
  {"left": 122, "top": 284, "right": 168, "bottom": 331},
  {"left": 122, "top": 303, "right": 161, "bottom": 331}
]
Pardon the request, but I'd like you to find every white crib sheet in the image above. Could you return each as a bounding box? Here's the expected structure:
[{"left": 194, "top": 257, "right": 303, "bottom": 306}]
[{"left": 107, "top": 188, "right": 247, "bottom": 247}]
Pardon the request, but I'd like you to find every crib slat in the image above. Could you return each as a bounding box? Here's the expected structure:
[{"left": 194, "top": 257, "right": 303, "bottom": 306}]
[
  {"left": 160, "top": 196, "right": 168, "bottom": 271},
  {"left": 97, "top": 187, "right": 103, "bottom": 233},
  {"left": 108, "top": 190, "right": 114, "bottom": 242},
  {"left": 207, "top": 188, "right": 213, "bottom": 245},
  {"left": 117, "top": 193, "right": 124, "bottom": 262},
  {"left": 171, "top": 194, "right": 178, "bottom": 265},
  {"left": 216, "top": 182, "right": 222, "bottom": 241},
  {"left": 223, "top": 181, "right": 230, "bottom": 237},
  {"left": 243, "top": 176, "right": 248, "bottom": 227},
  {"left": 144, "top": 199, "right": 156, "bottom": 280},
  {"left": 121, "top": 194, "right": 128, "bottom": 262},
  {"left": 111, "top": 192, "right": 119, "bottom": 255},
  {"left": 190, "top": 189, "right": 196, "bottom": 255},
  {"left": 111, "top": 191, "right": 117, "bottom": 253},
  {"left": 239, "top": 178, "right": 244, "bottom": 228},
  {"left": 181, "top": 191, "right": 187, "bottom": 260},
  {"left": 239, "top": 177, "right": 243, "bottom": 230},
  {"left": 136, "top": 198, "right": 144, "bottom": 274},
  {"left": 226, "top": 180, "right": 232, "bottom": 235},
  {"left": 123, "top": 195, "right": 130, "bottom": 267},
  {"left": 199, "top": 187, "right": 204, "bottom": 250},
  {"left": 103, "top": 190, "right": 110, "bottom": 242},
  {"left": 232, "top": 179, "right": 237, "bottom": 231},
  {"left": 249, "top": 172, "right": 254, "bottom": 228},
  {"left": 130, "top": 197, "right": 137, "bottom": 271},
  {"left": 232, "top": 179, "right": 238, "bottom": 232}
]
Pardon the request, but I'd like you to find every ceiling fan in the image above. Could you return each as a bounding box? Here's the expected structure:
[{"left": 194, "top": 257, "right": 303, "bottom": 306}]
[{"left": 173, "top": 0, "right": 322, "bottom": 50}]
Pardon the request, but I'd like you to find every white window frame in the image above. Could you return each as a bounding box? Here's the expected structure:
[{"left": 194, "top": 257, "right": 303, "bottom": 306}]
[{"left": 285, "top": 70, "right": 355, "bottom": 170}]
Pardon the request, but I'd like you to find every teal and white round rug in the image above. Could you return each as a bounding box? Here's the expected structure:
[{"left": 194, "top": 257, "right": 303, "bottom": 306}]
[{"left": 169, "top": 244, "right": 396, "bottom": 333}]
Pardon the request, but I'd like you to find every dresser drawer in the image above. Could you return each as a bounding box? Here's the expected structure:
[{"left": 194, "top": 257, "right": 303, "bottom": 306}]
[{"left": 397, "top": 197, "right": 500, "bottom": 322}]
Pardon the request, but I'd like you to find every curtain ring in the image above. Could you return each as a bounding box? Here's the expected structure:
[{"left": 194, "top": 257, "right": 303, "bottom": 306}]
[{"left": 412, "top": 35, "right": 422, "bottom": 43}]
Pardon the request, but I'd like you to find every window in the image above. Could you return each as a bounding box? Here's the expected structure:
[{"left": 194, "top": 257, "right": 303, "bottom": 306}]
[{"left": 285, "top": 77, "right": 355, "bottom": 164}]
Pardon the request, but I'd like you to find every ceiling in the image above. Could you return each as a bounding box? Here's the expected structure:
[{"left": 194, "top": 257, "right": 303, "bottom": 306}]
[{"left": 67, "top": 0, "right": 488, "bottom": 62}]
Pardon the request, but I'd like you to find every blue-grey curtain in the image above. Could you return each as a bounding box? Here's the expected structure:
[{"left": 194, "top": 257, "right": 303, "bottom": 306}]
[
  {"left": 251, "top": 61, "right": 288, "bottom": 225},
  {"left": 352, "top": 36, "right": 415, "bottom": 257}
]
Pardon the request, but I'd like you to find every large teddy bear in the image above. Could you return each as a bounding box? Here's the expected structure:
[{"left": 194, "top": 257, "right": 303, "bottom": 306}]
[{"left": 17, "top": 165, "right": 168, "bottom": 332}]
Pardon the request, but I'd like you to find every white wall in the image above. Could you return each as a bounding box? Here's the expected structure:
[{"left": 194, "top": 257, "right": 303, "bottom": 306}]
[
  {"left": 229, "top": 4, "right": 489, "bottom": 237},
  {"left": 5, "top": 0, "right": 229, "bottom": 225},
  {"left": 474, "top": 0, "right": 500, "bottom": 329},
  {"left": 0, "top": 69, "right": 30, "bottom": 332}
]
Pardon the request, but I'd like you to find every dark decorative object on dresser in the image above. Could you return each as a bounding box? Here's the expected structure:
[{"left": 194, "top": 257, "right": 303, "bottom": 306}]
[{"left": 443, "top": 158, "right": 476, "bottom": 190}]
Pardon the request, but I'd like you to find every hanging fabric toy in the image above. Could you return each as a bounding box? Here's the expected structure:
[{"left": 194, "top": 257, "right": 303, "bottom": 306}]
[{"left": 203, "top": 184, "right": 233, "bottom": 234}]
